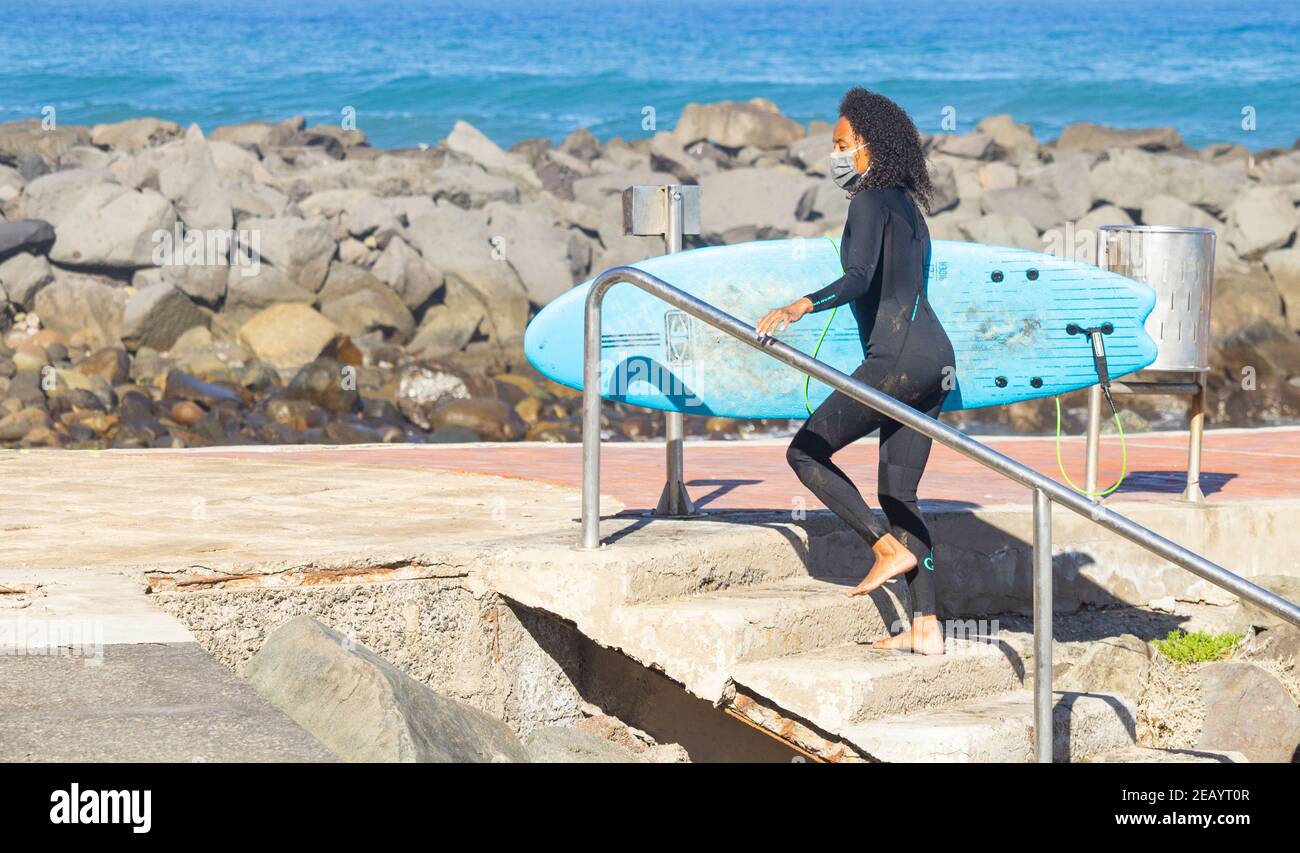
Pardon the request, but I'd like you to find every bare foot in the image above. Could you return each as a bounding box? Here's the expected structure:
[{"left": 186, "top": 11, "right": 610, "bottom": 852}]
[
  {"left": 845, "top": 533, "right": 917, "bottom": 598},
  {"left": 871, "top": 615, "right": 946, "bottom": 655}
]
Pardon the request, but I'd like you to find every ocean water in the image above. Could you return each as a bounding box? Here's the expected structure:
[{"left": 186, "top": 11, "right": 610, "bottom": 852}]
[{"left": 1, "top": 0, "right": 1297, "bottom": 151}]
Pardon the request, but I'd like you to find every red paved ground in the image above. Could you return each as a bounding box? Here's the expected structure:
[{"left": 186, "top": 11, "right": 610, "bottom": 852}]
[{"left": 169, "top": 426, "right": 1300, "bottom": 512}]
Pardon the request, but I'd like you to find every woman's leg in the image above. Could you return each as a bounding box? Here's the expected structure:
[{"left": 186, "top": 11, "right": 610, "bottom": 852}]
[
  {"left": 870, "top": 393, "right": 947, "bottom": 653},
  {"left": 785, "top": 374, "right": 892, "bottom": 546}
]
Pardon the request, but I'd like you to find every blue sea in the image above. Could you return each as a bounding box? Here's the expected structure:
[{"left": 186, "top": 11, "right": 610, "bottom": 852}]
[{"left": 1, "top": 0, "right": 1297, "bottom": 150}]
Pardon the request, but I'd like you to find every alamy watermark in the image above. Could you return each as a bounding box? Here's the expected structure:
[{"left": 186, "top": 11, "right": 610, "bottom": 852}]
[
  {"left": 151, "top": 224, "right": 261, "bottom": 277},
  {"left": 0, "top": 615, "right": 104, "bottom": 665}
]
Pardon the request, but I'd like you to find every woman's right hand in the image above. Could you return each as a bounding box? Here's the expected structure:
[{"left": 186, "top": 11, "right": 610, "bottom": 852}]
[{"left": 755, "top": 297, "right": 814, "bottom": 339}]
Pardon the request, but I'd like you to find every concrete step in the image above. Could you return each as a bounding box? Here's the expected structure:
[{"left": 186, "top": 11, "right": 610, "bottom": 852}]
[
  {"left": 1080, "top": 746, "right": 1249, "bottom": 763},
  {"left": 729, "top": 628, "right": 1032, "bottom": 736},
  {"left": 839, "top": 689, "right": 1136, "bottom": 762},
  {"left": 611, "top": 577, "right": 906, "bottom": 699}
]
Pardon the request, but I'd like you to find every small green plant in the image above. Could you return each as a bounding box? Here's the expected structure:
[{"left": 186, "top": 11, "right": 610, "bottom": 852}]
[{"left": 1152, "top": 629, "right": 1243, "bottom": 664}]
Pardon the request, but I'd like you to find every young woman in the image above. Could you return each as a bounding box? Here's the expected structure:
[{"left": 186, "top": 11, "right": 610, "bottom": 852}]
[{"left": 755, "top": 87, "right": 954, "bottom": 655}]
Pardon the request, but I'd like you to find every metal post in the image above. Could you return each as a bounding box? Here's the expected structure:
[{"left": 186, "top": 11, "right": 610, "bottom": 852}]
[
  {"left": 1183, "top": 372, "right": 1207, "bottom": 503},
  {"left": 1032, "top": 488, "right": 1054, "bottom": 763},
  {"left": 1084, "top": 384, "right": 1103, "bottom": 496},
  {"left": 655, "top": 187, "right": 698, "bottom": 518},
  {"left": 580, "top": 281, "right": 605, "bottom": 550}
]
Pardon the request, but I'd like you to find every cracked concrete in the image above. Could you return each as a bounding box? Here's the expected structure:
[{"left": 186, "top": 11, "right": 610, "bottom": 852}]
[{"left": 3, "top": 444, "right": 1295, "bottom": 761}]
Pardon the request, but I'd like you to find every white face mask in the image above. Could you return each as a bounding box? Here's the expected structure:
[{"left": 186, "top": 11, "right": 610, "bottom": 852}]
[{"left": 828, "top": 143, "right": 869, "bottom": 190}]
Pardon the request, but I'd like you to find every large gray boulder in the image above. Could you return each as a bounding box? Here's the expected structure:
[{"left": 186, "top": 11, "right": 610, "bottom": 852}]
[
  {"left": 1256, "top": 150, "right": 1300, "bottom": 186},
  {"left": 237, "top": 303, "right": 342, "bottom": 370},
  {"left": 1091, "top": 148, "right": 1246, "bottom": 215},
  {"left": 796, "top": 181, "right": 850, "bottom": 227},
  {"left": 933, "top": 131, "right": 994, "bottom": 160},
  {"left": 345, "top": 196, "right": 402, "bottom": 243},
  {"left": 153, "top": 261, "right": 229, "bottom": 307},
  {"left": 1089, "top": 149, "right": 1169, "bottom": 210},
  {"left": 49, "top": 186, "right": 177, "bottom": 269},
  {"left": 120, "top": 283, "right": 210, "bottom": 352},
  {"left": 959, "top": 213, "right": 1040, "bottom": 250},
  {"left": 60, "top": 145, "right": 113, "bottom": 170},
  {"left": 570, "top": 168, "right": 675, "bottom": 210},
  {"left": 1020, "top": 151, "right": 1092, "bottom": 221},
  {"left": 1197, "top": 661, "right": 1300, "bottom": 763},
  {"left": 1225, "top": 186, "right": 1298, "bottom": 260},
  {"left": 90, "top": 117, "right": 182, "bottom": 152},
  {"left": 928, "top": 160, "right": 960, "bottom": 213},
  {"left": 1209, "top": 268, "right": 1284, "bottom": 337},
  {"left": 405, "top": 201, "right": 530, "bottom": 350},
  {"left": 0, "top": 120, "right": 92, "bottom": 166},
  {"left": 316, "top": 261, "right": 415, "bottom": 342},
  {"left": 980, "top": 186, "right": 1063, "bottom": 232},
  {"left": 0, "top": 251, "right": 52, "bottom": 307},
  {"left": 210, "top": 118, "right": 299, "bottom": 149},
  {"left": 445, "top": 120, "right": 541, "bottom": 190},
  {"left": 976, "top": 114, "right": 1040, "bottom": 165},
  {"left": 697, "top": 166, "right": 816, "bottom": 243},
  {"left": 0, "top": 218, "right": 55, "bottom": 260},
  {"left": 246, "top": 616, "right": 529, "bottom": 763},
  {"left": 482, "top": 201, "right": 577, "bottom": 305},
  {"left": 672, "top": 98, "right": 804, "bottom": 150},
  {"left": 788, "top": 132, "right": 833, "bottom": 176},
  {"left": 1227, "top": 574, "right": 1300, "bottom": 632},
  {"left": 407, "top": 283, "right": 486, "bottom": 359},
  {"left": 648, "top": 131, "right": 718, "bottom": 183},
  {"left": 1055, "top": 633, "right": 1150, "bottom": 697},
  {"left": 32, "top": 269, "right": 127, "bottom": 348},
  {"left": 371, "top": 235, "right": 442, "bottom": 310},
  {"left": 230, "top": 185, "right": 285, "bottom": 223},
  {"left": 243, "top": 215, "right": 335, "bottom": 291},
  {"left": 1076, "top": 203, "right": 1133, "bottom": 236},
  {"left": 223, "top": 264, "right": 316, "bottom": 323},
  {"left": 1163, "top": 157, "right": 1248, "bottom": 215},
  {"left": 1056, "top": 122, "right": 1183, "bottom": 152},
  {"left": 1262, "top": 248, "right": 1300, "bottom": 333},
  {"left": 209, "top": 139, "right": 274, "bottom": 185},
  {"left": 1139, "top": 193, "right": 1220, "bottom": 231},
  {"left": 21, "top": 168, "right": 116, "bottom": 225},
  {"left": 157, "top": 124, "right": 233, "bottom": 231},
  {"left": 428, "top": 163, "right": 519, "bottom": 209}
]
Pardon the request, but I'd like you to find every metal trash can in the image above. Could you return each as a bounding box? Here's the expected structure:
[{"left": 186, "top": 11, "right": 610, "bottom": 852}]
[
  {"left": 1099, "top": 225, "right": 1216, "bottom": 372},
  {"left": 1087, "top": 225, "right": 1217, "bottom": 502}
]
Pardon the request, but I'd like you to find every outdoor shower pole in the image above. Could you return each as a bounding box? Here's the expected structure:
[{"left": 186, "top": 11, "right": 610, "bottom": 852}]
[
  {"left": 1032, "top": 488, "right": 1054, "bottom": 764},
  {"left": 653, "top": 186, "right": 700, "bottom": 518}
]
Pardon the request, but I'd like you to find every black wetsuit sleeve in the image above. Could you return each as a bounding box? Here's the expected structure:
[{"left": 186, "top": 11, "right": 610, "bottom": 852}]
[{"left": 802, "top": 192, "right": 887, "bottom": 313}]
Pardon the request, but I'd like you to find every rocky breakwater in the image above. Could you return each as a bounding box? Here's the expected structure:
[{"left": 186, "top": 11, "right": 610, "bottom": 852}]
[{"left": 1, "top": 100, "right": 1298, "bottom": 449}]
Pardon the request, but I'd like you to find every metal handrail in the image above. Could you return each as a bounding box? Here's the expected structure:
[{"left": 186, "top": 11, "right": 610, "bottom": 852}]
[{"left": 579, "top": 265, "right": 1300, "bottom": 762}]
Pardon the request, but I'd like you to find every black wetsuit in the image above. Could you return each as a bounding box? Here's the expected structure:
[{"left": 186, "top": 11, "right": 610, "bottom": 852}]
[{"left": 786, "top": 184, "right": 955, "bottom": 620}]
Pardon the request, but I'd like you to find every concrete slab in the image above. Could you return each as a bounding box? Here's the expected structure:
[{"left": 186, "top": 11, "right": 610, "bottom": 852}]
[
  {"left": 1, "top": 567, "right": 193, "bottom": 651},
  {"left": 0, "top": 642, "right": 337, "bottom": 762}
]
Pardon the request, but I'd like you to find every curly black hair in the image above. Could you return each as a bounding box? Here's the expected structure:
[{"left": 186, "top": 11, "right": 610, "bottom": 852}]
[{"left": 838, "top": 87, "right": 934, "bottom": 213}]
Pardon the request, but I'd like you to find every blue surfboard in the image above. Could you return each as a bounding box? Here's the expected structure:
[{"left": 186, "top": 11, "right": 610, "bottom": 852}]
[{"left": 524, "top": 238, "right": 1157, "bottom": 417}]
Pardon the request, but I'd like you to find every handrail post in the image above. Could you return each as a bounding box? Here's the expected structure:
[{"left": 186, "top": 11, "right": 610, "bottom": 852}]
[
  {"left": 1033, "top": 488, "right": 1054, "bottom": 763},
  {"left": 580, "top": 279, "right": 608, "bottom": 550}
]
